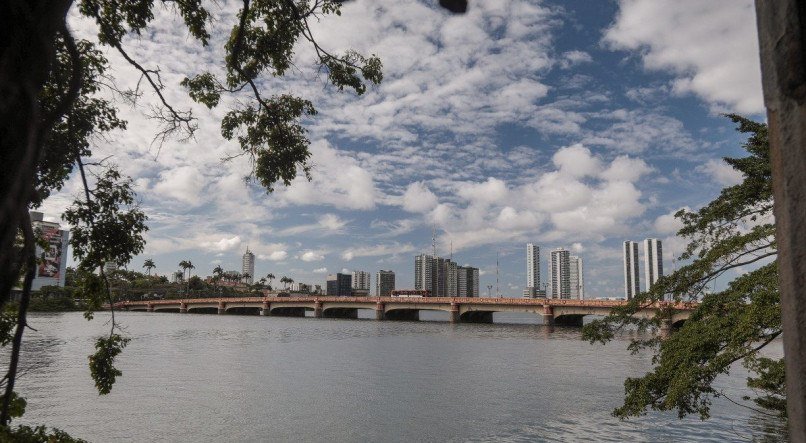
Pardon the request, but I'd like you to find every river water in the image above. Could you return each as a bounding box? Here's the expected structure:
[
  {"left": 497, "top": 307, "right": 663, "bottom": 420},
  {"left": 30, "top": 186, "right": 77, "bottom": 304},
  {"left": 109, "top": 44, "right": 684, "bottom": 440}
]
[{"left": 12, "top": 311, "right": 786, "bottom": 442}]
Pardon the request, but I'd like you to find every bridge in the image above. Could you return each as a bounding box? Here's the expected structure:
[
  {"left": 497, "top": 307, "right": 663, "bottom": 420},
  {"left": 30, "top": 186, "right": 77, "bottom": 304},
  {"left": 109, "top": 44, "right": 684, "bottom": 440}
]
[{"left": 115, "top": 296, "right": 696, "bottom": 331}]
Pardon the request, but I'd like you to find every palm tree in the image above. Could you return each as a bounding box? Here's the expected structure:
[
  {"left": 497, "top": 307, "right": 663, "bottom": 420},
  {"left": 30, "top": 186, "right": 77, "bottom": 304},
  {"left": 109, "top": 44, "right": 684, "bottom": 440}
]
[
  {"left": 212, "top": 265, "right": 224, "bottom": 293},
  {"left": 242, "top": 272, "right": 251, "bottom": 285},
  {"left": 280, "top": 276, "right": 290, "bottom": 290},
  {"left": 186, "top": 261, "right": 195, "bottom": 294},
  {"left": 143, "top": 258, "right": 156, "bottom": 276},
  {"left": 178, "top": 260, "right": 194, "bottom": 294},
  {"left": 287, "top": 277, "right": 294, "bottom": 291},
  {"left": 266, "top": 273, "right": 275, "bottom": 288}
]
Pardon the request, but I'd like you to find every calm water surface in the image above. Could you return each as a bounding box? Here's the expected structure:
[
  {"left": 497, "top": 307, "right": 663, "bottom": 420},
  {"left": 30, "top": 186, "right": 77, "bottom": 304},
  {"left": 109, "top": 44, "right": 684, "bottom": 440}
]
[{"left": 12, "top": 312, "right": 786, "bottom": 442}]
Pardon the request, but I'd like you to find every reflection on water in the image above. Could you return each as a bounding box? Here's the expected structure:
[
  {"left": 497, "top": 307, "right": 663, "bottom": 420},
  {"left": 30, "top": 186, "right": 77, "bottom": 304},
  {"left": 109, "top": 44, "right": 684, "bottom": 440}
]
[{"left": 7, "top": 312, "right": 787, "bottom": 442}]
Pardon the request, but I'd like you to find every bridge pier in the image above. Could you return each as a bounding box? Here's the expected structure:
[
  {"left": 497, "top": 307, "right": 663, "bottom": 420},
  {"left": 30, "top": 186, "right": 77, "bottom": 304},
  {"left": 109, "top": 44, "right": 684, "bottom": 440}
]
[
  {"left": 449, "top": 303, "right": 460, "bottom": 323},
  {"left": 261, "top": 301, "right": 270, "bottom": 316},
  {"left": 218, "top": 302, "right": 226, "bottom": 315},
  {"left": 541, "top": 305, "right": 553, "bottom": 326},
  {"left": 147, "top": 304, "right": 154, "bottom": 313},
  {"left": 375, "top": 303, "right": 384, "bottom": 320},
  {"left": 314, "top": 301, "right": 323, "bottom": 318},
  {"left": 179, "top": 303, "right": 187, "bottom": 313}
]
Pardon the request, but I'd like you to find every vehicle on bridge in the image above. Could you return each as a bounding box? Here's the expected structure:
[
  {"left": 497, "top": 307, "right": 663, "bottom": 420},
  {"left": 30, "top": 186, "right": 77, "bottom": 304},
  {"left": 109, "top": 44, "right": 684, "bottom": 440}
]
[{"left": 391, "top": 289, "right": 430, "bottom": 297}]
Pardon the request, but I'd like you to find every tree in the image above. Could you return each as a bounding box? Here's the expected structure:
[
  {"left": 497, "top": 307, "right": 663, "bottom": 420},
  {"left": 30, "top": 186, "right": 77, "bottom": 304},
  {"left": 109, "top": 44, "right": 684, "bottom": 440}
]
[
  {"left": 267, "top": 273, "right": 275, "bottom": 289},
  {"left": 582, "top": 115, "right": 784, "bottom": 421},
  {"left": 142, "top": 259, "right": 155, "bottom": 276}
]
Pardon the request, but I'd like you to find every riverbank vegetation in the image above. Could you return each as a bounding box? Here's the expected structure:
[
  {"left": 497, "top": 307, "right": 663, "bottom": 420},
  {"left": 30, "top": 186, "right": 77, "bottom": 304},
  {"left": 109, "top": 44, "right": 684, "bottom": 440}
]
[{"left": 583, "top": 116, "right": 785, "bottom": 424}]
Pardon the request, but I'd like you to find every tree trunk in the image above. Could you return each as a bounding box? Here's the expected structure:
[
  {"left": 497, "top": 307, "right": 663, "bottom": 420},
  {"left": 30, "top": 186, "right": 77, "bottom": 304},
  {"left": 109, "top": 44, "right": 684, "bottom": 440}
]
[
  {"left": 0, "top": 0, "right": 74, "bottom": 307},
  {"left": 755, "top": 1, "right": 806, "bottom": 440}
]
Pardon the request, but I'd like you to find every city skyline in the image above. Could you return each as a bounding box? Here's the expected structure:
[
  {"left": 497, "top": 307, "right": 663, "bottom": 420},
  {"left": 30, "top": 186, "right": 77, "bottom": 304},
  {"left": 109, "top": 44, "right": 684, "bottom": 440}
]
[{"left": 35, "top": 0, "right": 761, "bottom": 300}]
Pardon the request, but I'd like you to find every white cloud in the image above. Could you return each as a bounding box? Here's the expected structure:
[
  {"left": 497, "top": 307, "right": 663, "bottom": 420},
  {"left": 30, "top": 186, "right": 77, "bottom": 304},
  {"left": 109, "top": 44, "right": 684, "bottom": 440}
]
[
  {"left": 402, "top": 182, "right": 439, "bottom": 213},
  {"left": 654, "top": 207, "right": 690, "bottom": 235},
  {"left": 200, "top": 236, "right": 242, "bottom": 252},
  {"left": 341, "top": 243, "right": 417, "bottom": 261},
  {"left": 151, "top": 166, "right": 206, "bottom": 206},
  {"left": 312, "top": 267, "right": 328, "bottom": 274},
  {"left": 697, "top": 159, "right": 744, "bottom": 186},
  {"left": 552, "top": 144, "right": 602, "bottom": 178},
  {"left": 604, "top": 0, "right": 762, "bottom": 114},
  {"left": 280, "top": 213, "right": 348, "bottom": 236},
  {"left": 273, "top": 140, "right": 377, "bottom": 210},
  {"left": 258, "top": 251, "right": 288, "bottom": 261},
  {"left": 559, "top": 50, "right": 593, "bottom": 69},
  {"left": 300, "top": 251, "right": 325, "bottom": 262},
  {"left": 431, "top": 148, "right": 654, "bottom": 251}
]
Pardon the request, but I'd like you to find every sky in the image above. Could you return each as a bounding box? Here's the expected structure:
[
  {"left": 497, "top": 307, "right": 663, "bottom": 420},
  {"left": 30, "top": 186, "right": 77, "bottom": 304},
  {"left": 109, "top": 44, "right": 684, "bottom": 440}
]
[{"left": 45, "top": 0, "right": 766, "bottom": 297}]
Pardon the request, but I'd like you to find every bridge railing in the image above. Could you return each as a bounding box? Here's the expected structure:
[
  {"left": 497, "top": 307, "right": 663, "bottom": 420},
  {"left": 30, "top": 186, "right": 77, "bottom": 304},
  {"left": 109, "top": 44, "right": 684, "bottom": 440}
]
[{"left": 112, "top": 296, "right": 698, "bottom": 311}]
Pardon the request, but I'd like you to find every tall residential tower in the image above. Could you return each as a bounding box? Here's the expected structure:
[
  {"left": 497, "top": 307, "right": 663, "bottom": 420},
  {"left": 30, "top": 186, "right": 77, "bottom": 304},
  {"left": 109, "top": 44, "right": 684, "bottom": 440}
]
[
  {"left": 644, "top": 238, "right": 664, "bottom": 291},
  {"left": 569, "top": 255, "right": 584, "bottom": 299},
  {"left": 242, "top": 247, "right": 255, "bottom": 284},
  {"left": 525, "top": 243, "right": 540, "bottom": 298},
  {"left": 549, "top": 248, "right": 571, "bottom": 299},
  {"left": 623, "top": 241, "right": 640, "bottom": 299}
]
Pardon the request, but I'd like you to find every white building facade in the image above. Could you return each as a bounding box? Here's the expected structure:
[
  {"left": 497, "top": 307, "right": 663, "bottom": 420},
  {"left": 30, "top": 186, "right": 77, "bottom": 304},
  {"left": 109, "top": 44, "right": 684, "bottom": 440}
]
[
  {"left": 623, "top": 241, "right": 641, "bottom": 299},
  {"left": 352, "top": 270, "right": 371, "bottom": 291},
  {"left": 644, "top": 238, "right": 664, "bottom": 291},
  {"left": 569, "top": 255, "right": 584, "bottom": 299},
  {"left": 242, "top": 247, "right": 255, "bottom": 284},
  {"left": 549, "top": 248, "right": 571, "bottom": 299}
]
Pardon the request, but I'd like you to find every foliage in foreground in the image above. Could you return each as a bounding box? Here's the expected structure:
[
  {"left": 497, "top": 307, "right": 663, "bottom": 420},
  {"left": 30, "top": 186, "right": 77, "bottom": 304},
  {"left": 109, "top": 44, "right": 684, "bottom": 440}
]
[{"left": 582, "top": 115, "right": 784, "bottom": 421}]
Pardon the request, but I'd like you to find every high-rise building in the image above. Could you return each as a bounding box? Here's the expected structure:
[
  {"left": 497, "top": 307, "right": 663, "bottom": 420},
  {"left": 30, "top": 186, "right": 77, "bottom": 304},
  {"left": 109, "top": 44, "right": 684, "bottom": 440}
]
[
  {"left": 457, "top": 266, "right": 479, "bottom": 297},
  {"left": 414, "top": 254, "right": 459, "bottom": 297},
  {"left": 526, "top": 243, "right": 540, "bottom": 297},
  {"left": 623, "top": 241, "right": 641, "bottom": 299},
  {"left": 549, "top": 248, "right": 571, "bottom": 299},
  {"left": 30, "top": 212, "right": 69, "bottom": 291},
  {"left": 352, "top": 270, "right": 370, "bottom": 291},
  {"left": 242, "top": 247, "right": 255, "bottom": 284},
  {"left": 446, "top": 260, "right": 458, "bottom": 297},
  {"left": 326, "top": 273, "right": 352, "bottom": 297},
  {"left": 569, "top": 255, "right": 584, "bottom": 299},
  {"left": 376, "top": 270, "right": 395, "bottom": 297},
  {"left": 644, "top": 238, "right": 664, "bottom": 290}
]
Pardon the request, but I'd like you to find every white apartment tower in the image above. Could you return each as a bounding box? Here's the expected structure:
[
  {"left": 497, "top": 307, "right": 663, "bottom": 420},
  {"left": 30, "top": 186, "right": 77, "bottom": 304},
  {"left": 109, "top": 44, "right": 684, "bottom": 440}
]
[
  {"left": 352, "top": 270, "right": 371, "bottom": 291},
  {"left": 569, "top": 255, "right": 584, "bottom": 299},
  {"left": 525, "top": 243, "right": 540, "bottom": 297},
  {"left": 242, "top": 247, "right": 255, "bottom": 284},
  {"left": 644, "top": 238, "right": 664, "bottom": 291},
  {"left": 623, "top": 241, "right": 640, "bottom": 299},
  {"left": 549, "top": 248, "right": 571, "bottom": 299}
]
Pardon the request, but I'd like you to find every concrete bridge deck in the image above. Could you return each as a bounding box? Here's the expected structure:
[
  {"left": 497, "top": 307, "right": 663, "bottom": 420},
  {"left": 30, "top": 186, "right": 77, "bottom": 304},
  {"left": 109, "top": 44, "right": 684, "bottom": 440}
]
[{"left": 114, "top": 296, "right": 696, "bottom": 329}]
